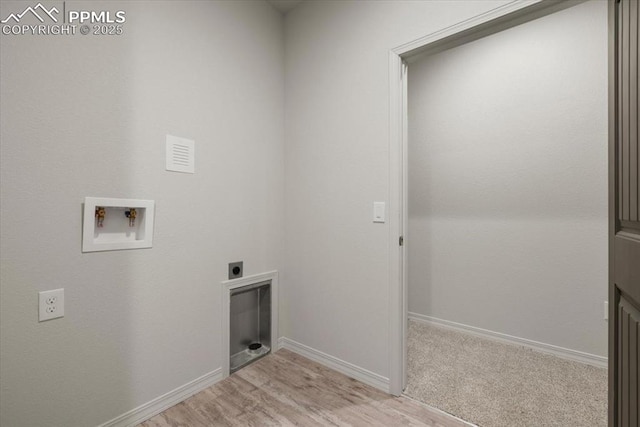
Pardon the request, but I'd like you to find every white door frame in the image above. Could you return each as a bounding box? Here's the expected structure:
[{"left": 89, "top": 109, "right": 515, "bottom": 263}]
[{"left": 387, "top": 0, "right": 586, "bottom": 396}]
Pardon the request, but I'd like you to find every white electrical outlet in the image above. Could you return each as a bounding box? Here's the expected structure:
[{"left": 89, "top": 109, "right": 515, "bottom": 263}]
[
  {"left": 39, "top": 289, "right": 64, "bottom": 321},
  {"left": 604, "top": 301, "right": 608, "bottom": 321}
]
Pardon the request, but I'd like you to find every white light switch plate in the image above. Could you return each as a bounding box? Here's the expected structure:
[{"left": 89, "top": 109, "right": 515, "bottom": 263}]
[
  {"left": 373, "top": 202, "right": 385, "bottom": 223},
  {"left": 39, "top": 289, "right": 64, "bottom": 321}
]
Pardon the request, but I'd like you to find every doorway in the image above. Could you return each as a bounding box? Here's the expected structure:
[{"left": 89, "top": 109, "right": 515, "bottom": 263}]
[{"left": 389, "top": 0, "right": 609, "bottom": 425}]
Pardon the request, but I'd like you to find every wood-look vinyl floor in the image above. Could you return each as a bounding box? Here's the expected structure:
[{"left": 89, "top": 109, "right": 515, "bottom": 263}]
[{"left": 139, "top": 349, "right": 471, "bottom": 427}]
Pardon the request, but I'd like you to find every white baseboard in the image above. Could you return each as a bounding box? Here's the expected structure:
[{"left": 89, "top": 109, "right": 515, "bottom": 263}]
[
  {"left": 97, "top": 368, "right": 223, "bottom": 427},
  {"left": 278, "top": 337, "right": 389, "bottom": 392},
  {"left": 408, "top": 312, "right": 608, "bottom": 369}
]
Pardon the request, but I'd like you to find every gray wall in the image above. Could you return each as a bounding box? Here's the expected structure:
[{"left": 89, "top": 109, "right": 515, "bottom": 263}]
[
  {"left": 283, "top": 0, "right": 514, "bottom": 379},
  {"left": 407, "top": 0, "right": 608, "bottom": 357},
  {"left": 0, "top": 0, "right": 611, "bottom": 424},
  {"left": 0, "top": 1, "right": 284, "bottom": 426}
]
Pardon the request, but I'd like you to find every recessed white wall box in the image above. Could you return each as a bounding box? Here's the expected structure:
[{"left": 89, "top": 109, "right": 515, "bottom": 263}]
[
  {"left": 82, "top": 197, "right": 155, "bottom": 252},
  {"left": 166, "top": 134, "right": 195, "bottom": 173}
]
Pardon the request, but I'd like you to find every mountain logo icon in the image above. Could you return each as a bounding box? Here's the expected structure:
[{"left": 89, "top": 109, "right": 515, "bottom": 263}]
[{"left": 1, "top": 3, "right": 59, "bottom": 24}]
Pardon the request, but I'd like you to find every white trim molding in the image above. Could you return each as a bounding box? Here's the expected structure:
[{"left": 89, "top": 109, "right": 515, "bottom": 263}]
[
  {"left": 221, "top": 271, "right": 279, "bottom": 379},
  {"left": 97, "top": 368, "right": 223, "bottom": 427},
  {"left": 409, "top": 313, "right": 608, "bottom": 369},
  {"left": 387, "top": 49, "right": 405, "bottom": 397},
  {"left": 393, "top": 0, "right": 542, "bottom": 56},
  {"left": 279, "top": 337, "right": 389, "bottom": 392}
]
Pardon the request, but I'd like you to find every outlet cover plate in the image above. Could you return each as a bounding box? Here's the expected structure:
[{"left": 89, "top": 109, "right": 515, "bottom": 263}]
[
  {"left": 39, "top": 289, "right": 64, "bottom": 321},
  {"left": 228, "top": 261, "right": 243, "bottom": 280}
]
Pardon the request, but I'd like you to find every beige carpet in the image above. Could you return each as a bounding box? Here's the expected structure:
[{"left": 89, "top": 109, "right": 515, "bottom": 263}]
[{"left": 405, "top": 320, "right": 607, "bottom": 427}]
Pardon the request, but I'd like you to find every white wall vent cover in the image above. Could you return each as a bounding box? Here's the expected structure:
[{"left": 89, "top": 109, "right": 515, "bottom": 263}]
[{"left": 166, "top": 135, "right": 195, "bottom": 173}]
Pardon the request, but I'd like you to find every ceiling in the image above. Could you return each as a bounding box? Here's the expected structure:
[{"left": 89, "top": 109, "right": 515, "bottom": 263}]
[{"left": 267, "top": 0, "right": 303, "bottom": 15}]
